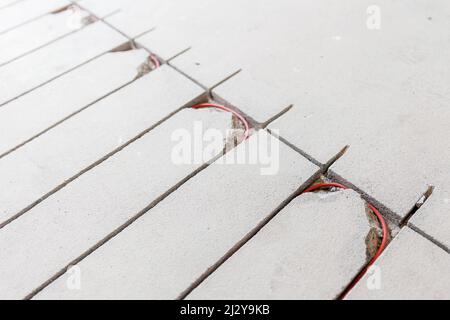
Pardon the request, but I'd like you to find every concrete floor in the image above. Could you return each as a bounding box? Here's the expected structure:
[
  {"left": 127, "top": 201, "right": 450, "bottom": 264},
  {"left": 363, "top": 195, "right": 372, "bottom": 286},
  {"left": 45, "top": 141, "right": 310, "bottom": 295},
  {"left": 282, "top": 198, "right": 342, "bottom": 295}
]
[{"left": 0, "top": 0, "right": 449, "bottom": 300}]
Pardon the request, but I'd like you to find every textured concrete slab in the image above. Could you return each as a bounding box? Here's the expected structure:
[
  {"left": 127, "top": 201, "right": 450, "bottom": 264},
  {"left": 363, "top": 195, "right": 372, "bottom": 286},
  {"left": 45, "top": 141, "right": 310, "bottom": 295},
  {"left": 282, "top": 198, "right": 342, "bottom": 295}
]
[
  {"left": 79, "top": 0, "right": 166, "bottom": 38},
  {"left": 270, "top": 102, "right": 450, "bottom": 220},
  {"left": 0, "top": 49, "right": 149, "bottom": 157},
  {"left": 188, "top": 190, "right": 371, "bottom": 300},
  {"left": 135, "top": 0, "right": 265, "bottom": 86},
  {"left": 0, "top": 6, "right": 92, "bottom": 66},
  {"left": 409, "top": 187, "right": 450, "bottom": 251},
  {"left": 347, "top": 227, "right": 450, "bottom": 300},
  {"left": 137, "top": 1, "right": 450, "bottom": 220},
  {"left": 0, "top": 65, "right": 202, "bottom": 226},
  {"left": 0, "top": 21, "right": 126, "bottom": 106},
  {"left": 0, "top": 0, "right": 69, "bottom": 34},
  {"left": 0, "top": 108, "right": 231, "bottom": 300},
  {"left": 35, "top": 131, "right": 318, "bottom": 300},
  {"left": 1, "top": 0, "right": 447, "bottom": 301}
]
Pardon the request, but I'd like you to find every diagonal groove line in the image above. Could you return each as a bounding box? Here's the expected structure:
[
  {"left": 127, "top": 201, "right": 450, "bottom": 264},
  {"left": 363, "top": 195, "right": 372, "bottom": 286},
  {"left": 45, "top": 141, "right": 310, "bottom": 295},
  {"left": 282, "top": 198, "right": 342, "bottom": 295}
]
[
  {"left": 0, "top": 8, "right": 122, "bottom": 68},
  {"left": 0, "top": 7, "right": 59, "bottom": 36},
  {"left": 209, "top": 69, "right": 242, "bottom": 93},
  {"left": 268, "top": 131, "right": 323, "bottom": 167},
  {"left": 0, "top": 76, "right": 139, "bottom": 160},
  {"left": 0, "top": 0, "right": 23, "bottom": 11},
  {"left": 211, "top": 93, "right": 259, "bottom": 128},
  {"left": 74, "top": 0, "right": 248, "bottom": 98},
  {"left": 408, "top": 224, "right": 450, "bottom": 254},
  {"left": 24, "top": 160, "right": 213, "bottom": 300},
  {"left": 68, "top": 0, "right": 152, "bottom": 41},
  {"left": 261, "top": 104, "right": 294, "bottom": 129},
  {"left": 69, "top": 0, "right": 209, "bottom": 93},
  {"left": 24, "top": 118, "right": 249, "bottom": 300},
  {"left": 0, "top": 93, "right": 207, "bottom": 230},
  {"left": 400, "top": 186, "right": 435, "bottom": 227},
  {"left": 0, "top": 39, "right": 133, "bottom": 108},
  {"left": 177, "top": 144, "right": 349, "bottom": 300},
  {"left": 70, "top": 1, "right": 271, "bottom": 136},
  {"left": 0, "top": 38, "right": 157, "bottom": 159},
  {"left": 0, "top": 2, "right": 150, "bottom": 109}
]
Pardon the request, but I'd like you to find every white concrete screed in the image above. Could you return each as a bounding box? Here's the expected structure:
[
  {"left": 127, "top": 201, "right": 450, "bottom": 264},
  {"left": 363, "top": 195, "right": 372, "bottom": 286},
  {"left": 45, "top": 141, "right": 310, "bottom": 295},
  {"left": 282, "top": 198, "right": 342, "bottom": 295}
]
[
  {"left": 0, "top": 65, "right": 202, "bottom": 226},
  {"left": 35, "top": 131, "right": 319, "bottom": 300},
  {"left": 0, "top": 49, "right": 149, "bottom": 157},
  {"left": 0, "top": 104, "right": 234, "bottom": 300},
  {"left": 0, "top": 0, "right": 69, "bottom": 34},
  {"left": 409, "top": 186, "right": 450, "bottom": 252},
  {"left": 0, "top": 5, "right": 92, "bottom": 66},
  {"left": 0, "top": 0, "right": 448, "bottom": 300},
  {"left": 188, "top": 190, "right": 372, "bottom": 300},
  {"left": 108, "top": 0, "right": 450, "bottom": 218},
  {"left": 0, "top": 21, "right": 126, "bottom": 106},
  {"left": 80, "top": 0, "right": 450, "bottom": 221},
  {"left": 347, "top": 227, "right": 450, "bottom": 300}
]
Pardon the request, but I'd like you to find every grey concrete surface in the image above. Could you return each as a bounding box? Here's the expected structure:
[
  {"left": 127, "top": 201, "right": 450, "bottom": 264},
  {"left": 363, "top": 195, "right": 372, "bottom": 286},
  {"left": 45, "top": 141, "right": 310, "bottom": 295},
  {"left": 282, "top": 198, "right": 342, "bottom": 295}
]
[
  {"left": 0, "top": 105, "right": 232, "bottom": 300},
  {"left": 0, "top": 65, "right": 202, "bottom": 226},
  {"left": 133, "top": 0, "right": 450, "bottom": 220},
  {"left": 35, "top": 131, "right": 318, "bottom": 300},
  {"left": 409, "top": 187, "right": 450, "bottom": 251},
  {"left": 0, "top": 0, "right": 18, "bottom": 9},
  {"left": 0, "top": 49, "right": 149, "bottom": 156},
  {"left": 1, "top": 0, "right": 449, "bottom": 300},
  {"left": 0, "top": 0, "right": 69, "bottom": 33},
  {"left": 0, "top": 21, "right": 126, "bottom": 106},
  {"left": 347, "top": 227, "right": 450, "bottom": 300},
  {"left": 188, "top": 190, "right": 371, "bottom": 300}
]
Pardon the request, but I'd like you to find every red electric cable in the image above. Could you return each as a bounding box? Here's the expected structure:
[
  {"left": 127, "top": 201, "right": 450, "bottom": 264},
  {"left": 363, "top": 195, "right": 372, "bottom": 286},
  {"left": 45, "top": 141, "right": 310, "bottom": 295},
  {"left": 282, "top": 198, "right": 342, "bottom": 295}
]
[
  {"left": 302, "top": 182, "right": 388, "bottom": 299},
  {"left": 191, "top": 103, "right": 251, "bottom": 140},
  {"left": 149, "top": 54, "right": 160, "bottom": 69}
]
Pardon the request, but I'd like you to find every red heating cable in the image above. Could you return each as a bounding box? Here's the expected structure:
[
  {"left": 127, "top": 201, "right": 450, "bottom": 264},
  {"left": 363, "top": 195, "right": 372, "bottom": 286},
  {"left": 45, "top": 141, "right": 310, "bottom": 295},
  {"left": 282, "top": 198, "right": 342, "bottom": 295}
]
[{"left": 191, "top": 103, "right": 251, "bottom": 140}]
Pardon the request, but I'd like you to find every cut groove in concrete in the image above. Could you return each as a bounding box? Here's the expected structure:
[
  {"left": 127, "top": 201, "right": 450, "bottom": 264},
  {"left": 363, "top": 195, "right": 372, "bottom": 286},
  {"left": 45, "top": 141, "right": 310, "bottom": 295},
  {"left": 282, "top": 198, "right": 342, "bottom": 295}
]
[
  {"left": 178, "top": 144, "right": 352, "bottom": 300},
  {"left": 29, "top": 130, "right": 317, "bottom": 300},
  {"left": 408, "top": 224, "right": 450, "bottom": 254},
  {"left": 167, "top": 63, "right": 209, "bottom": 91},
  {"left": 347, "top": 227, "right": 450, "bottom": 299},
  {"left": 328, "top": 170, "right": 402, "bottom": 226},
  {"left": 187, "top": 189, "right": 377, "bottom": 300},
  {"left": 0, "top": 92, "right": 207, "bottom": 231},
  {"left": 69, "top": 0, "right": 153, "bottom": 41},
  {"left": 209, "top": 69, "right": 242, "bottom": 93},
  {"left": 401, "top": 186, "right": 435, "bottom": 227},
  {"left": 166, "top": 47, "right": 192, "bottom": 63},
  {"left": 0, "top": 4, "right": 98, "bottom": 68},
  {"left": 261, "top": 104, "right": 294, "bottom": 129},
  {"left": 22, "top": 108, "right": 245, "bottom": 300},
  {"left": 0, "top": 0, "right": 21, "bottom": 11},
  {"left": 0, "top": 0, "right": 69, "bottom": 35},
  {"left": 268, "top": 131, "right": 323, "bottom": 168},
  {"left": 0, "top": 22, "right": 128, "bottom": 108},
  {"left": 211, "top": 92, "right": 260, "bottom": 129},
  {"left": 0, "top": 66, "right": 207, "bottom": 229}
]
